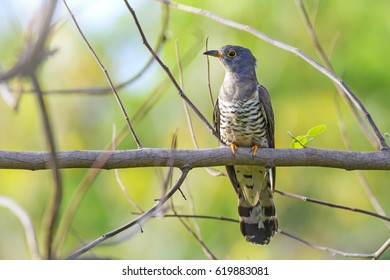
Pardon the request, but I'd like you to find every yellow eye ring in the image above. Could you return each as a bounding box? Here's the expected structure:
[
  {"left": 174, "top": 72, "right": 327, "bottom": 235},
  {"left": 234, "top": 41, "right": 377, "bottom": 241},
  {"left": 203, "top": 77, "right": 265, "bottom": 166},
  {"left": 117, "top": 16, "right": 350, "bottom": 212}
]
[{"left": 227, "top": 49, "right": 237, "bottom": 58}]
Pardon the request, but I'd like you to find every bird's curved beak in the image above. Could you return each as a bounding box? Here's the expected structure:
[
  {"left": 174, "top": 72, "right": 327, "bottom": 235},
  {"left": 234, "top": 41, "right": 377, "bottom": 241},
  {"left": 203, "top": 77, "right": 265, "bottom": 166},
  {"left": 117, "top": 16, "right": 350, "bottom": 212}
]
[{"left": 203, "top": 50, "right": 221, "bottom": 57}]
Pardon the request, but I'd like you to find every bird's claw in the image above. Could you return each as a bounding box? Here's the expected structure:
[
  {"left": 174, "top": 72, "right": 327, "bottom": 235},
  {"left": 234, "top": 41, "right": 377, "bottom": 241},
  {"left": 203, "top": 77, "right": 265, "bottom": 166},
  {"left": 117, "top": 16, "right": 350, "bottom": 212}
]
[
  {"left": 251, "top": 144, "right": 258, "bottom": 156},
  {"left": 230, "top": 143, "right": 238, "bottom": 154}
]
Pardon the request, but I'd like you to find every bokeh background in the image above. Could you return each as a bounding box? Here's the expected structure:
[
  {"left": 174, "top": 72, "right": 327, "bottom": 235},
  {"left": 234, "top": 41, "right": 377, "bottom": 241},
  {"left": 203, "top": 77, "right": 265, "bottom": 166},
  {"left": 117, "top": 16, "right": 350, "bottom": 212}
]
[{"left": 0, "top": 0, "right": 389, "bottom": 259}]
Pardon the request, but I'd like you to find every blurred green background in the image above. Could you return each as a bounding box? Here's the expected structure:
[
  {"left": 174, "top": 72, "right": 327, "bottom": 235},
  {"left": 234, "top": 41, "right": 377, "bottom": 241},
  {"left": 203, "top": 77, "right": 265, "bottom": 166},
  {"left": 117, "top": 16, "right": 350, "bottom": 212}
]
[{"left": 0, "top": 0, "right": 389, "bottom": 259}]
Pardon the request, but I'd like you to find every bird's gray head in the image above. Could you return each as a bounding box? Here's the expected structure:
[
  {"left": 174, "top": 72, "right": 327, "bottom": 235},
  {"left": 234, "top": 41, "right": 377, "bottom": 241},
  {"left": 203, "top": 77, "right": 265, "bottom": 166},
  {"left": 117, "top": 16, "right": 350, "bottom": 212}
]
[{"left": 203, "top": 45, "right": 257, "bottom": 78}]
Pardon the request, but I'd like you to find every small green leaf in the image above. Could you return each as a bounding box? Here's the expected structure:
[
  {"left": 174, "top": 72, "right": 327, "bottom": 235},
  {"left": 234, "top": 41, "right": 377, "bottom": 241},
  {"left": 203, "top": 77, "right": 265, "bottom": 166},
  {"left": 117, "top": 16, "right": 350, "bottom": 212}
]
[
  {"left": 385, "top": 132, "right": 390, "bottom": 140},
  {"left": 291, "top": 141, "right": 304, "bottom": 149},
  {"left": 296, "top": 135, "right": 308, "bottom": 143},
  {"left": 307, "top": 124, "right": 327, "bottom": 137},
  {"left": 291, "top": 135, "right": 307, "bottom": 149}
]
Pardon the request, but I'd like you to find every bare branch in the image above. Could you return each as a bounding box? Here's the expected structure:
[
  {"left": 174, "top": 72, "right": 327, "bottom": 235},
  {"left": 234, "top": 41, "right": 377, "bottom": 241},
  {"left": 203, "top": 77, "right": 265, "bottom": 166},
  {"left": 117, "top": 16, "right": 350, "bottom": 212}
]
[
  {"left": 25, "top": 5, "right": 170, "bottom": 96},
  {"left": 170, "top": 199, "right": 218, "bottom": 260},
  {"left": 0, "top": 0, "right": 62, "bottom": 260},
  {"left": 31, "top": 74, "right": 62, "bottom": 260},
  {"left": 275, "top": 189, "right": 390, "bottom": 223},
  {"left": 140, "top": 212, "right": 389, "bottom": 259},
  {"left": 52, "top": 149, "right": 113, "bottom": 255},
  {"left": 204, "top": 36, "right": 215, "bottom": 107},
  {"left": 62, "top": 0, "right": 142, "bottom": 148},
  {"left": 175, "top": 40, "right": 224, "bottom": 177},
  {"left": 112, "top": 124, "right": 144, "bottom": 212},
  {"left": 355, "top": 171, "right": 390, "bottom": 230},
  {"left": 54, "top": 43, "right": 203, "bottom": 255},
  {"left": 294, "top": 0, "right": 390, "bottom": 230},
  {"left": 147, "top": 213, "right": 239, "bottom": 224},
  {"left": 124, "top": 0, "right": 221, "bottom": 144},
  {"left": 186, "top": 182, "right": 218, "bottom": 260},
  {"left": 155, "top": 0, "right": 389, "bottom": 151},
  {"left": 0, "top": 0, "right": 58, "bottom": 81},
  {"left": 373, "top": 238, "right": 390, "bottom": 259},
  {"left": 295, "top": 0, "right": 379, "bottom": 150},
  {"left": 278, "top": 229, "right": 377, "bottom": 259},
  {"left": 0, "top": 196, "right": 41, "bottom": 259},
  {"left": 175, "top": 40, "right": 199, "bottom": 148},
  {"left": 65, "top": 168, "right": 190, "bottom": 259},
  {"left": 1, "top": 148, "right": 390, "bottom": 171}
]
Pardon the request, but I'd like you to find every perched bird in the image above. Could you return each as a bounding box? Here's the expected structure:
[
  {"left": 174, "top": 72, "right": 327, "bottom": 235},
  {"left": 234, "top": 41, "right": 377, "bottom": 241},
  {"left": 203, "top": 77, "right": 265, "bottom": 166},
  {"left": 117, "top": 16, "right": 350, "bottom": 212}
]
[{"left": 204, "top": 45, "right": 278, "bottom": 244}]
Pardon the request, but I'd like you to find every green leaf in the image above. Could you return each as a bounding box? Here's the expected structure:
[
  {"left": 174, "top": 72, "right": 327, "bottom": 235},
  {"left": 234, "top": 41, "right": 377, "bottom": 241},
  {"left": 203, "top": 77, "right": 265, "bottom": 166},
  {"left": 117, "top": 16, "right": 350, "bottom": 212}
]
[
  {"left": 290, "top": 135, "right": 307, "bottom": 149},
  {"left": 307, "top": 124, "right": 327, "bottom": 137}
]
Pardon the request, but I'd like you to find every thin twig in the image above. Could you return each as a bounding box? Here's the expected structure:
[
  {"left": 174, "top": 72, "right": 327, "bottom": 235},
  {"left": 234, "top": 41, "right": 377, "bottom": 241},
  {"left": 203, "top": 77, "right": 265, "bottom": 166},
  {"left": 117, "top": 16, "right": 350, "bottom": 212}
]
[
  {"left": 135, "top": 212, "right": 389, "bottom": 259},
  {"left": 31, "top": 74, "right": 62, "bottom": 260},
  {"left": 372, "top": 237, "right": 390, "bottom": 259},
  {"left": 94, "top": 134, "right": 178, "bottom": 247},
  {"left": 278, "top": 229, "right": 376, "bottom": 259},
  {"left": 62, "top": 0, "right": 142, "bottom": 148},
  {"left": 0, "top": 66, "right": 18, "bottom": 109},
  {"left": 114, "top": 171, "right": 144, "bottom": 212},
  {"left": 90, "top": 39, "right": 202, "bottom": 176},
  {"left": 132, "top": 212, "right": 239, "bottom": 224},
  {"left": 295, "top": 0, "right": 378, "bottom": 150},
  {"left": 171, "top": 201, "right": 218, "bottom": 260},
  {"left": 54, "top": 43, "right": 202, "bottom": 255},
  {"left": 155, "top": 0, "right": 389, "bottom": 151},
  {"left": 0, "top": 0, "right": 60, "bottom": 260},
  {"left": 0, "top": 0, "right": 58, "bottom": 81},
  {"left": 24, "top": 6, "right": 170, "bottom": 96},
  {"left": 174, "top": 40, "right": 224, "bottom": 176},
  {"left": 175, "top": 40, "right": 199, "bottom": 148},
  {"left": 205, "top": 36, "right": 214, "bottom": 107},
  {"left": 175, "top": 40, "right": 199, "bottom": 149},
  {"left": 295, "top": 0, "right": 389, "bottom": 230},
  {"left": 124, "top": 0, "right": 221, "bottom": 144},
  {"left": 334, "top": 102, "right": 387, "bottom": 225},
  {"left": 333, "top": 99, "right": 385, "bottom": 220},
  {"left": 53, "top": 150, "right": 113, "bottom": 255},
  {"left": 186, "top": 182, "right": 218, "bottom": 260},
  {"left": 112, "top": 124, "right": 144, "bottom": 212},
  {"left": 66, "top": 168, "right": 190, "bottom": 259},
  {"left": 288, "top": 131, "right": 308, "bottom": 148},
  {"left": 275, "top": 189, "right": 390, "bottom": 222},
  {"left": 355, "top": 171, "right": 390, "bottom": 230},
  {"left": 0, "top": 196, "right": 41, "bottom": 259},
  {"left": 130, "top": 38, "right": 203, "bottom": 129},
  {"left": 169, "top": 174, "right": 218, "bottom": 260},
  {"left": 160, "top": 132, "right": 180, "bottom": 199}
]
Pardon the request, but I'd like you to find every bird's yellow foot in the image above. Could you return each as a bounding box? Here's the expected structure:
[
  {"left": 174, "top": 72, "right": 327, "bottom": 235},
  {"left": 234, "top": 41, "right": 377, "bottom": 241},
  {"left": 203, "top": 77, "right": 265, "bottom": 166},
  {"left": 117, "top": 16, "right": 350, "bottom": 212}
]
[
  {"left": 251, "top": 144, "right": 259, "bottom": 156},
  {"left": 230, "top": 143, "right": 238, "bottom": 154}
]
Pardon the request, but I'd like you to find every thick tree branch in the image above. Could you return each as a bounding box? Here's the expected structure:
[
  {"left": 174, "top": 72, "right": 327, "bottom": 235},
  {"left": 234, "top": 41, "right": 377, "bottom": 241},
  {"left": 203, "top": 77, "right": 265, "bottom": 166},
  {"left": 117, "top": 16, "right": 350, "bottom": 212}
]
[{"left": 1, "top": 148, "right": 390, "bottom": 171}]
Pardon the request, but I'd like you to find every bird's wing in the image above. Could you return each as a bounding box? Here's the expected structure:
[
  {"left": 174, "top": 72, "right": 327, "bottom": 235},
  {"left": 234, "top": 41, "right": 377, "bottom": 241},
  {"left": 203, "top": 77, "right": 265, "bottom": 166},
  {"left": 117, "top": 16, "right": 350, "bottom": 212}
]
[
  {"left": 212, "top": 99, "right": 220, "bottom": 140},
  {"left": 257, "top": 84, "right": 276, "bottom": 190},
  {"left": 257, "top": 84, "right": 274, "bottom": 148}
]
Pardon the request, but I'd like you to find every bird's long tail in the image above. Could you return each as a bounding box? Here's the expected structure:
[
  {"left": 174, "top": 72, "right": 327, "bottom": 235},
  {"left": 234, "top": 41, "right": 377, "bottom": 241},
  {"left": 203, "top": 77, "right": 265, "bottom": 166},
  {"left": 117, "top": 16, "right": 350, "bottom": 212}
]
[
  {"left": 237, "top": 180, "right": 278, "bottom": 245},
  {"left": 226, "top": 165, "right": 278, "bottom": 244}
]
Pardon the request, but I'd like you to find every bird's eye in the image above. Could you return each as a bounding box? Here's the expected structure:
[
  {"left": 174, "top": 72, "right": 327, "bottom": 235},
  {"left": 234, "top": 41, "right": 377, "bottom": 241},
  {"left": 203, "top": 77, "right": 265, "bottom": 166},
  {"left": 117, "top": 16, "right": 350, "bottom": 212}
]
[{"left": 227, "top": 50, "right": 237, "bottom": 58}]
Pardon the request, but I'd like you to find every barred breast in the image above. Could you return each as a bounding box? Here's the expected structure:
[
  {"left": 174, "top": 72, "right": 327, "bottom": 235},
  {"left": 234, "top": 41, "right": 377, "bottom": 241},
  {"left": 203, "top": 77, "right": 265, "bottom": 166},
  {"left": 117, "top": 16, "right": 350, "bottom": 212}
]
[{"left": 218, "top": 94, "right": 269, "bottom": 148}]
